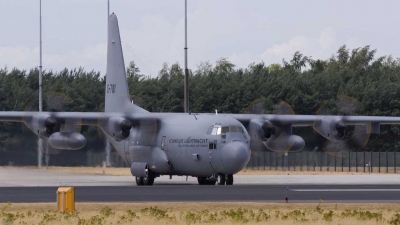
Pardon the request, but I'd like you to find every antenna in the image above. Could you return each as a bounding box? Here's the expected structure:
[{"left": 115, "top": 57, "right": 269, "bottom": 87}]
[
  {"left": 38, "top": 0, "right": 43, "bottom": 168},
  {"left": 39, "top": 0, "right": 43, "bottom": 113},
  {"left": 184, "top": 0, "right": 189, "bottom": 113}
]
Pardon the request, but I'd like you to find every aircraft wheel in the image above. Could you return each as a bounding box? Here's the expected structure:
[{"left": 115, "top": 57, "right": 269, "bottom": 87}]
[
  {"left": 135, "top": 176, "right": 144, "bottom": 186},
  {"left": 143, "top": 171, "right": 155, "bottom": 186},
  {"left": 217, "top": 173, "right": 226, "bottom": 185},
  {"left": 226, "top": 174, "right": 234, "bottom": 185}
]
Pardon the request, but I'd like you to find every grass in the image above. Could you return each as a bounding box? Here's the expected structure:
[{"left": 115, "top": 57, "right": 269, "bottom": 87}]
[
  {"left": 2, "top": 202, "right": 400, "bottom": 225},
  {"left": 5, "top": 166, "right": 393, "bottom": 176}
]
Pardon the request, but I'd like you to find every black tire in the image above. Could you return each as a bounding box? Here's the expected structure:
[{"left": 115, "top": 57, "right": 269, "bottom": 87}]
[
  {"left": 217, "top": 174, "right": 226, "bottom": 185},
  {"left": 143, "top": 171, "right": 155, "bottom": 186},
  {"left": 197, "top": 177, "right": 207, "bottom": 185},
  {"left": 135, "top": 176, "right": 144, "bottom": 186},
  {"left": 226, "top": 174, "right": 234, "bottom": 185}
]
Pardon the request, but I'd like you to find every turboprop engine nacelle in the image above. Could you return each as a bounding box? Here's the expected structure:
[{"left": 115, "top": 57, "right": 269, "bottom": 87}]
[
  {"left": 48, "top": 132, "right": 86, "bottom": 150},
  {"left": 103, "top": 117, "right": 133, "bottom": 141},
  {"left": 314, "top": 117, "right": 347, "bottom": 140},
  {"left": 26, "top": 115, "right": 58, "bottom": 138},
  {"left": 264, "top": 134, "right": 305, "bottom": 152},
  {"left": 248, "top": 118, "right": 276, "bottom": 141}
]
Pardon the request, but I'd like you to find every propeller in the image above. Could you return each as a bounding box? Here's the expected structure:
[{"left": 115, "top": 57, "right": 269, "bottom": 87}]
[
  {"left": 244, "top": 99, "right": 298, "bottom": 153},
  {"left": 313, "top": 95, "right": 371, "bottom": 156},
  {"left": 97, "top": 94, "right": 144, "bottom": 139},
  {"left": 120, "top": 119, "right": 133, "bottom": 138},
  {"left": 25, "top": 92, "right": 80, "bottom": 162}
]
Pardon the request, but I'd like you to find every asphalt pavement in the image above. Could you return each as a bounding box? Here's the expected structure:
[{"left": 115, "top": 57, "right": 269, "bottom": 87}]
[{"left": 1, "top": 185, "right": 400, "bottom": 203}]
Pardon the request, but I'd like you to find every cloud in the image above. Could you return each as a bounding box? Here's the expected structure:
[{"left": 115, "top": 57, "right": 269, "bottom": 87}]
[
  {"left": 0, "top": 46, "right": 39, "bottom": 70},
  {"left": 261, "top": 27, "right": 339, "bottom": 65},
  {"left": 261, "top": 36, "right": 310, "bottom": 63},
  {"left": 0, "top": 43, "right": 106, "bottom": 72},
  {"left": 119, "top": 2, "right": 250, "bottom": 76},
  {"left": 225, "top": 52, "right": 262, "bottom": 69},
  {"left": 319, "top": 27, "right": 336, "bottom": 50}
]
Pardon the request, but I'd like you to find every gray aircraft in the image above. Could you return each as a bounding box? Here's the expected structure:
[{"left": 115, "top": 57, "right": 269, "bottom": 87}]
[{"left": 1, "top": 14, "right": 400, "bottom": 186}]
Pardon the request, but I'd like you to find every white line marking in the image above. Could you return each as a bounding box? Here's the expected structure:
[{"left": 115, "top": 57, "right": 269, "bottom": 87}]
[{"left": 292, "top": 189, "right": 400, "bottom": 192}]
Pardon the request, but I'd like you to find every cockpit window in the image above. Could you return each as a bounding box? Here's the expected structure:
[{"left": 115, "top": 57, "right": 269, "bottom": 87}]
[
  {"left": 230, "top": 126, "right": 239, "bottom": 132},
  {"left": 207, "top": 124, "right": 250, "bottom": 140},
  {"left": 221, "top": 126, "right": 229, "bottom": 134},
  {"left": 206, "top": 127, "right": 213, "bottom": 135},
  {"left": 207, "top": 125, "right": 221, "bottom": 135},
  {"left": 240, "top": 126, "right": 251, "bottom": 140}
]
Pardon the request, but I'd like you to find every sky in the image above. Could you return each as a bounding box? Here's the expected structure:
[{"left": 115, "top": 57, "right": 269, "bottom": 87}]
[{"left": 0, "top": 0, "right": 399, "bottom": 77}]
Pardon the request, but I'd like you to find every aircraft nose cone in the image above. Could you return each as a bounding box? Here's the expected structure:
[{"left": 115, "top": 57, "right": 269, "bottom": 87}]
[{"left": 221, "top": 141, "right": 250, "bottom": 174}]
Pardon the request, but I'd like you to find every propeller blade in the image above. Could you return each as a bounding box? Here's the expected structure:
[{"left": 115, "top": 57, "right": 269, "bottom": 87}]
[{"left": 315, "top": 96, "right": 371, "bottom": 155}]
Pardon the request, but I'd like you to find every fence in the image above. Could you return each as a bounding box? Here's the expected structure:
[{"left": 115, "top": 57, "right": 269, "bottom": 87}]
[
  {"left": 245, "top": 151, "right": 400, "bottom": 173},
  {"left": 87, "top": 150, "right": 400, "bottom": 173}
]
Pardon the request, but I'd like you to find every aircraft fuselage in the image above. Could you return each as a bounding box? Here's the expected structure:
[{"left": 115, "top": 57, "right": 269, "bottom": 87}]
[{"left": 103, "top": 114, "right": 251, "bottom": 177}]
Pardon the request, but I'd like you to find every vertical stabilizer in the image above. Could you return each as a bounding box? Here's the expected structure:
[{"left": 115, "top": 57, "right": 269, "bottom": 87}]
[{"left": 105, "top": 14, "right": 148, "bottom": 113}]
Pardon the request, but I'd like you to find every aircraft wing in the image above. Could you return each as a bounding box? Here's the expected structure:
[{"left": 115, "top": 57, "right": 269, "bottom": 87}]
[
  {"left": 224, "top": 113, "right": 400, "bottom": 152},
  {"left": 0, "top": 111, "right": 162, "bottom": 125},
  {"left": 2, "top": 111, "right": 400, "bottom": 128},
  {"left": 227, "top": 114, "right": 400, "bottom": 126}
]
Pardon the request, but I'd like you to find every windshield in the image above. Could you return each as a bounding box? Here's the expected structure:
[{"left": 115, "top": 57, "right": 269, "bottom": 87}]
[
  {"left": 207, "top": 124, "right": 250, "bottom": 140},
  {"left": 206, "top": 125, "right": 221, "bottom": 135}
]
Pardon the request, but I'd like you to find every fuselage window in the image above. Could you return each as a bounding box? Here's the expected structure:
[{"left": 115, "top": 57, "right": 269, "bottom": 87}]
[{"left": 208, "top": 140, "right": 217, "bottom": 149}]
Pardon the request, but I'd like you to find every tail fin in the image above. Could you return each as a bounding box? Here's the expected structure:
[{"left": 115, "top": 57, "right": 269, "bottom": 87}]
[{"left": 105, "top": 14, "right": 148, "bottom": 113}]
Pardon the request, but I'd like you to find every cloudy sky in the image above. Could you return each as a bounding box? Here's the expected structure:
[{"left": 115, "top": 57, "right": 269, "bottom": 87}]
[{"left": 0, "top": 0, "right": 399, "bottom": 76}]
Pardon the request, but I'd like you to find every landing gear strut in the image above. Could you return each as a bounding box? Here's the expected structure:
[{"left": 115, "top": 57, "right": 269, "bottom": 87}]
[
  {"left": 197, "top": 177, "right": 216, "bottom": 185},
  {"left": 198, "top": 174, "right": 234, "bottom": 185}
]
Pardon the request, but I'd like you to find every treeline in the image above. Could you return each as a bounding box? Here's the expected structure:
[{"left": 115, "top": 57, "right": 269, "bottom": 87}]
[{"left": 1, "top": 45, "right": 400, "bottom": 165}]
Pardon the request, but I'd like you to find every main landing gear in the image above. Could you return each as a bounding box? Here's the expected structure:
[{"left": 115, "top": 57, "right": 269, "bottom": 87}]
[
  {"left": 136, "top": 170, "right": 155, "bottom": 186},
  {"left": 198, "top": 174, "right": 234, "bottom": 185},
  {"left": 217, "top": 174, "right": 233, "bottom": 185},
  {"left": 197, "top": 176, "right": 216, "bottom": 185}
]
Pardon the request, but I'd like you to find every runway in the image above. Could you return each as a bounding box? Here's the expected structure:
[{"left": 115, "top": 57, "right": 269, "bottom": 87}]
[
  {"left": 1, "top": 185, "right": 400, "bottom": 203},
  {"left": 1, "top": 167, "right": 400, "bottom": 203}
]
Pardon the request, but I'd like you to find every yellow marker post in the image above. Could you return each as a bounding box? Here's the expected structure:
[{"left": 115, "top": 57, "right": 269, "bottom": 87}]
[{"left": 57, "top": 187, "right": 75, "bottom": 212}]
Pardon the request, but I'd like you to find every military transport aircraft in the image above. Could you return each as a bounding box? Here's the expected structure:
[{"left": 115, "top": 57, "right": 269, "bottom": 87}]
[{"left": 1, "top": 14, "right": 400, "bottom": 186}]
